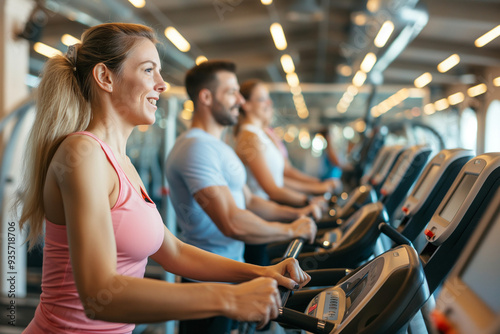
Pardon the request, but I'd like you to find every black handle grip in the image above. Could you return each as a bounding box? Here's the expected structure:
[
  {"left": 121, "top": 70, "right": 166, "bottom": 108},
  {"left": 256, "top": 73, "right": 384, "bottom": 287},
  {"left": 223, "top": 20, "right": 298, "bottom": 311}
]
[
  {"left": 378, "top": 222, "right": 412, "bottom": 246},
  {"left": 277, "top": 307, "right": 336, "bottom": 334}
]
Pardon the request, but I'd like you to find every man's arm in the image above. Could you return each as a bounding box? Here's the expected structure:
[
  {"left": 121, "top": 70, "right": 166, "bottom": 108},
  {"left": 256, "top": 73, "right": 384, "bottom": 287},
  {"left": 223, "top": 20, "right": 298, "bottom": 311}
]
[{"left": 194, "top": 185, "right": 316, "bottom": 244}]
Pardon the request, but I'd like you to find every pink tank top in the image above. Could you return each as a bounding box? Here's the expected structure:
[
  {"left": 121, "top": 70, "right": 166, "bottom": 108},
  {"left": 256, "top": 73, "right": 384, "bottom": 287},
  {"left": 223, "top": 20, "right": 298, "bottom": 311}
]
[{"left": 25, "top": 131, "right": 165, "bottom": 334}]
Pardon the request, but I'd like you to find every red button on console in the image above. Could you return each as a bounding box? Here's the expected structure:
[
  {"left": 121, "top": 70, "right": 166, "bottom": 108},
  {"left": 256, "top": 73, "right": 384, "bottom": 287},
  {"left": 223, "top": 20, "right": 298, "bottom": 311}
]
[
  {"left": 402, "top": 207, "right": 409, "bottom": 214},
  {"left": 424, "top": 228, "right": 435, "bottom": 238}
]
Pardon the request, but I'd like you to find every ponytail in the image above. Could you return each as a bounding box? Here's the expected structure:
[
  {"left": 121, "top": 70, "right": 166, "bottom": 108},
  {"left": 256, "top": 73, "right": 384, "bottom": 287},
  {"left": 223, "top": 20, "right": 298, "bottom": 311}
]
[{"left": 18, "top": 55, "right": 90, "bottom": 249}]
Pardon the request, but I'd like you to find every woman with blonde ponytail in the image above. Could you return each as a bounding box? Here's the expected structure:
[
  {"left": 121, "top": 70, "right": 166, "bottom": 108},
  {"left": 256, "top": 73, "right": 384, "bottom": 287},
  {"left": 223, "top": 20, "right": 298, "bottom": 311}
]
[{"left": 19, "top": 23, "right": 310, "bottom": 333}]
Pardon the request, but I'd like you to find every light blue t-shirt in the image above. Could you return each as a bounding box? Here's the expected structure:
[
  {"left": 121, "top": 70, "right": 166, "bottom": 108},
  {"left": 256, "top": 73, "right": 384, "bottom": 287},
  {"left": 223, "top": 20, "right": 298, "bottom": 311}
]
[{"left": 165, "top": 128, "right": 247, "bottom": 262}]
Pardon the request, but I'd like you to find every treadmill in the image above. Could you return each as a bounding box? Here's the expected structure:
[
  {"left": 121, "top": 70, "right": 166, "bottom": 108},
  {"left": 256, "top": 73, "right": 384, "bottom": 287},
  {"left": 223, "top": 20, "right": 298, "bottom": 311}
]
[
  {"left": 273, "top": 153, "right": 500, "bottom": 334},
  {"left": 286, "top": 145, "right": 430, "bottom": 270}
]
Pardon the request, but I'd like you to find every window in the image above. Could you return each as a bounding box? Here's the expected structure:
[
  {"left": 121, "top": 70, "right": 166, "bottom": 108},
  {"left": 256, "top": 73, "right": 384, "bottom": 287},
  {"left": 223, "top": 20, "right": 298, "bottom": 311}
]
[
  {"left": 485, "top": 100, "right": 500, "bottom": 153},
  {"left": 460, "top": 108, "right": 477, "bottom": 151}
]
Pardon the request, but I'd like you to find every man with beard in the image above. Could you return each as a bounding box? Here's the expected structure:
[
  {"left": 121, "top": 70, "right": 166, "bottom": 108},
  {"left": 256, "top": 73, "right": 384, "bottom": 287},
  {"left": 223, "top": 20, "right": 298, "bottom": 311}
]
[{"left": 165, "top": 60, "right": 317, "bottom": 334}]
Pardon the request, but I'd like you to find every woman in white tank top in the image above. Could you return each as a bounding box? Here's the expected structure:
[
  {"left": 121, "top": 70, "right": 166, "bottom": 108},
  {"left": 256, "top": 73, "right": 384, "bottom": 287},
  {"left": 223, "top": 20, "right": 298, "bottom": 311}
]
[{"left": 235, "top": 79, "right": 331, "bottom": 209}]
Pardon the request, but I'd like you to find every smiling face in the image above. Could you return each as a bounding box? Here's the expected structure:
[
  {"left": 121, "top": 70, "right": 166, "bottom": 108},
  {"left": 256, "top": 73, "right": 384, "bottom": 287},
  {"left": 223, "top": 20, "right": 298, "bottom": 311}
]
[
  {"left": 110, "top": 38, "right": 167, "bottom": 126},
  {"left": 210, "top": 71, "right": 245, "bottom": 126},
  {"left": 242, "top": 83, "right": 274, "bottom": 127}
]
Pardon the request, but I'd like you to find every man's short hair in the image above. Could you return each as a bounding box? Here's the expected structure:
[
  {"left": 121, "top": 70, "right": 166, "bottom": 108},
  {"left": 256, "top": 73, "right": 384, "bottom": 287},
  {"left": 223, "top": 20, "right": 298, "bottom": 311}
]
[{"left": 185, "top": 60, "right": 236, "bottom": 105}]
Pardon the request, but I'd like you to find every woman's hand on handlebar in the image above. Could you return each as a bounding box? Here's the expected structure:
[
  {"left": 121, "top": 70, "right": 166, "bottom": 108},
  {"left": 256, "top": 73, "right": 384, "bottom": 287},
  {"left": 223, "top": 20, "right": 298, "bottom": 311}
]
[
  {"left": 263, "top": 257, "right": 311, "bottom": 290},
  {"left": 225, "top": 277, "right": 281, "bottom": 329}
]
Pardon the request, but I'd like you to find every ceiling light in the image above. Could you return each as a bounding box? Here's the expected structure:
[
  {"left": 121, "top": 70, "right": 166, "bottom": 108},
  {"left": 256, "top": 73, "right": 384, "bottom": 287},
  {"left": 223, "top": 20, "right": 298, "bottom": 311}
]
[
  {"left": 366, "top": 0, "right": 381, "bottom": 13},
  {"left": 374, "top": 20, "right": 394, "bottom": 48},
  {"left": 352, "top": 70, "right": 367, "bottom": 87},
  {"left": 448, "top": 92, "right": 464, "bottom": 105},
  {"left": 467, "top": 83, "right": 487, "bottom": 97},
  {"left": 337, "top": 64, "right": 352, "bottom": 77},
  {"left": 493, "top": 76, "right": 500, "bottom": 87},
  {"left": 61, "top": 34, "right": 81, "bottom": 46},
  {"left": 280, "top": 54, "right": 295, "bottom": 74},
  {"left": 352, "top": 12, "right": 367, "bottom": 26},
  {"left": 128, "top": 0, "right": 145, "bottom": 8},
  {"left": 34, "top": 42, "right": 62, "bottom": 58},
  {"left": 290, "top": 85, "right": 302, "bottom": 95},
  {"left": 475, "top": 25, "right": 500, "bottom": 48},
  {"left": 360, "top": 52, "right": 377, "bottom": 73},
  {"left": 434, "top": 98, "right": 449, "bottom": 111},
  {"left": 165, "top": 27, "right": 190, "bottom": 52},
  {"left": 423, "top": 103, "right": 435, "bottom": 115},
  {"left": 261, "top": 0, "right": 272, "bottom": 5},
  {"left": 347, "top": 85, "right": 358, "bottom": 96},
  {"left": 196, "top": 55, "right": 208, "bottom": 65},
  {"left": 414, "top": 72, "right": 432, "bottom": 88},
  {"left": 286, "top": 72, "right": 299, "bottom": 87},
  {"left": 270, "top": 23, "right": 287, "bottom": 50},
  {"left": 437, "top": 54, "right": 460, "bottom": 73}
]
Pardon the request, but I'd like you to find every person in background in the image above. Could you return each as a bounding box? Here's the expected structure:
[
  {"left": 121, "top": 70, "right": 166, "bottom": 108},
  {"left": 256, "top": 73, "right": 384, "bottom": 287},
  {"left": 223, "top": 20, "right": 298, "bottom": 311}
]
[
  {"left": 165, "top": 60, "right": 317, "bottom": 334},
  {"left": 235, "top": 79, "right": 338, "bottom": 208},
  {"left": 17, "top": 24, "right": 311, "bottom": 334}
]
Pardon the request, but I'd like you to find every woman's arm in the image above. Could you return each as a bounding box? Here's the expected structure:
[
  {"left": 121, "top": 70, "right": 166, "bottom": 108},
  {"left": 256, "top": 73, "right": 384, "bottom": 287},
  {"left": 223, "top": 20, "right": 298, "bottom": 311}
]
[
  {"left": 53, "top": 136, "right": 306, "bottom": 324},
  {"left": 283, "top": 159, "right": 321, "bottom": 183},
  {"left": 150, "top": 226, "right": 310, "bottom": 287}
]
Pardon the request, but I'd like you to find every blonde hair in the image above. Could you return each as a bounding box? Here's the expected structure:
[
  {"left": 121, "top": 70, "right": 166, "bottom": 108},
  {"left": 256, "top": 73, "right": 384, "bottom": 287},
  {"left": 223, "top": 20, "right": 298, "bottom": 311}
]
[{"left": 17, "top": 23, "right": 157, "bottom": 250}]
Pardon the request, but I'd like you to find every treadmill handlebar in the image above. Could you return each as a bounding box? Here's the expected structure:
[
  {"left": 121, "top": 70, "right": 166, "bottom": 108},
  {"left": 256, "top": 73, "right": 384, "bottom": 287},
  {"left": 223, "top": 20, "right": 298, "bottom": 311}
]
[
  {"left": 277, "top": 307, "right": 336, "bottom": 334},
  {"left": 378, "top": 222, "right": 413, "bottom": 246},
  {"left": 282, "top": 238, "right": 305, "bottom": 260}
]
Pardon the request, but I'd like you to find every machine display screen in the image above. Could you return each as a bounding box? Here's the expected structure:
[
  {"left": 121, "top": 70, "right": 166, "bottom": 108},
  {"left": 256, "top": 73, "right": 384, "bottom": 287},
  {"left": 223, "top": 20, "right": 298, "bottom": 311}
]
[
  {"left": 413, "top": 164, "right": 440, "bottom": 200},
  {"left": 371, "top": 151, "right": 390, "bottom": 176},
  {"left": 386, "top": 153, "right": 408, "bottom": 184},
  {"left": 439, "top": 173, "right": 478, "bottom": 223},
  {"left": 460, "top": 210, "right": 500, "bottom": 313}
]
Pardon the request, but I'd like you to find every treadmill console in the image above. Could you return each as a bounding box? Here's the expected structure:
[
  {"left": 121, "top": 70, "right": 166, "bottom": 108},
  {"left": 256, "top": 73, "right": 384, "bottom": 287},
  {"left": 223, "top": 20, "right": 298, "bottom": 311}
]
[
  {"left": 424, "top": 154, "right": 500, "bottom": 245},
  {"left": 400, "top": 149, "right": 473, "bottom": 216},
  {"left": 304, "top": 245, "right": 418, "bottom": 333}
]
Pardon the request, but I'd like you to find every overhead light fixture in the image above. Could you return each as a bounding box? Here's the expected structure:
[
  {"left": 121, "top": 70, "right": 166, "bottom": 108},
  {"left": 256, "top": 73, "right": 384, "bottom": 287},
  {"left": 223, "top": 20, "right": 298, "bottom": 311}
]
[
  {"left": 34, "top": 42, "right": 63, "bottom": 58},
  {"left": 280, "top": 54, "right": 295, "bottom": 74},
  {"left": 423, "top": 103, "right": 435, "bottom": 115},
  {"left": 434, "top": 98, "right": 449, "bottom": 111},
  {"left": 287, "top": 0, "right": 323, "bottom": 22},
  {"left": 437, "top": 54, "right": 460, "bottom": 73},
  {"left": 337, "top": 64, "right": 352, "bottom": 77},
  {"left": 467, "top": 83, "right": 487, "bottom": 97},
  {"left": 286, "top": 72, "right": 299, "bottom": 87},
  {"left": 352, "top": 70, "right": 367, "bottom": 87},
  {"left": 196, "top": 55, "right": 208, "bottom": 65},
  {"left": 261, "top": 0, "right": 272, "bottom": 4},
  {"left": 270, "top": 23, "right": 287, "bottom": 50},
  {"left": 61, "top": 34, "right": 81, "bottom": 46},
  {"left": 165, "top": 26, "right": 190, "bottom": 52},
  {"left": 352, "top": 12, "right": 367, "bottom": 26},
  {"left": 414, "top": 72, "right": 432, "bottom": 88},
  {"left": 347, "top": 85, "right": 358, "bottom": 96},
  {"left": 493, "top": 76, "right": 500, "bottom": 87},
  {"left": 474, "top": 25, "right": 500, "bottom": 48},
  {"left": 374, "top": 20, "right": 394, "bottom": 48},
  {"left": 290, "top": 85, "right": 302, "bottom": 95},
  {"left": 360, "top": 52, "right": 377, "bottom": 73},
  {"left": 366, "top": 0, "right": 381, "bottom": 13},
  {"left": 128, "top": 0, "right": 145, "bottom": 8},
  {"left": 448, "top": 92, "right": 464, "bottom": 105}
]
